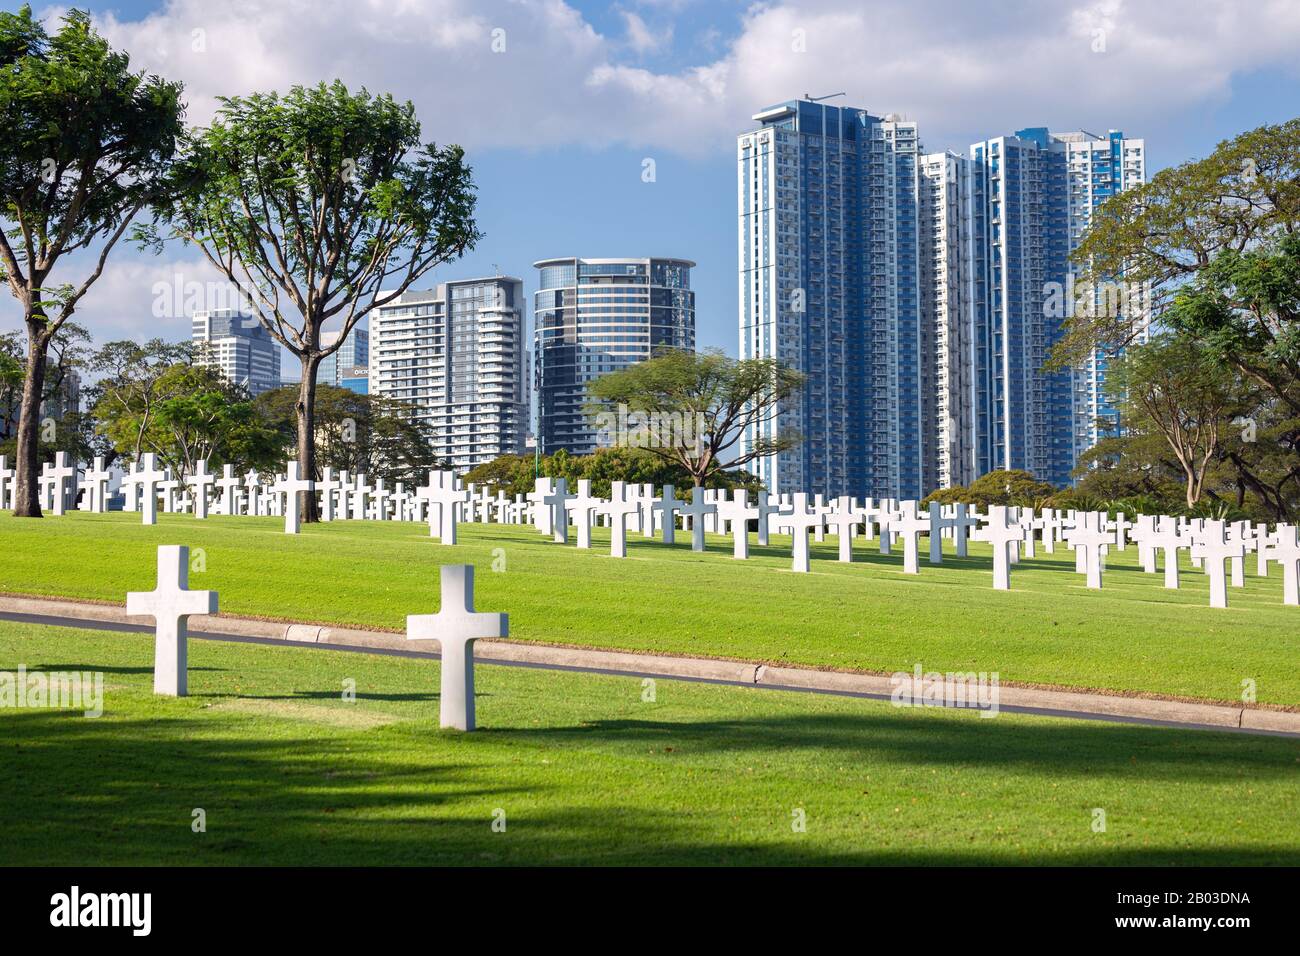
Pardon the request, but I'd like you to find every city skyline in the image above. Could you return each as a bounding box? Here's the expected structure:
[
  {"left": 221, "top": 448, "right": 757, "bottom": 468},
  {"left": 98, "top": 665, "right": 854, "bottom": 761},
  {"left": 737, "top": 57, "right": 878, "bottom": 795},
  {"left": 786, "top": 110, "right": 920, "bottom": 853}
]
[{"left": 6, "top": 0, "right": 1295, "bottom": 362}]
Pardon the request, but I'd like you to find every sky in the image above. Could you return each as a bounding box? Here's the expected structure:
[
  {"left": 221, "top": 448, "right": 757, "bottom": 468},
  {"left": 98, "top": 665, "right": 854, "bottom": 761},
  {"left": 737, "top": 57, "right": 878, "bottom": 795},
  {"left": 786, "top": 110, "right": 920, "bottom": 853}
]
[{"left": 5, "top": 0, "right": 1300, "bottom": 372}]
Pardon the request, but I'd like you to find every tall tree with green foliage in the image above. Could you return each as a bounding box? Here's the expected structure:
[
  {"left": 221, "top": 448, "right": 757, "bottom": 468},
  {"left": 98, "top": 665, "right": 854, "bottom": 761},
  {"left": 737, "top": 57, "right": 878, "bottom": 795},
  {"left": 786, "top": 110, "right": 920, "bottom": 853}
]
[
  {"left": 1055, "top": 118, "right": 1300, "bottom": 518},
  {"left": 253, "top": 385, "right": 441, "bottom": 487},
  {"left": 0, "top": 6, "right": 185, "bottom": 516},
  {"left": 1058, "top": 118, "right": 1300, "bottom": 362},
  {"left": 81, "top": 338, "right": 193, "bottom": 464},
  {"left": 94, "top": 362, "right": 283, "bottom": 483},
  {"left": 146, "top": 81, "right": 480, "bottom": 520},
  {"left": 464, "top": 448, "right": 764, "bottom": 501},
  {"left": 1106, "top": 335, "right": 1246, "bottom": 509},
  {"left": 585, "top": 348, "right": 805, "bottom": 486}
]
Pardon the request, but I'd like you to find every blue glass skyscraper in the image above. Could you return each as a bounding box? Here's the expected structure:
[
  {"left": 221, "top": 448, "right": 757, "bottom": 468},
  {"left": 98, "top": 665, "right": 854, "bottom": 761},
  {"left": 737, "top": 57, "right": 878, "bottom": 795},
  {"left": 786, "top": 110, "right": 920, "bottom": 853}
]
[{"left": 738, "top": 99, "right": 923, "bottom": 499}]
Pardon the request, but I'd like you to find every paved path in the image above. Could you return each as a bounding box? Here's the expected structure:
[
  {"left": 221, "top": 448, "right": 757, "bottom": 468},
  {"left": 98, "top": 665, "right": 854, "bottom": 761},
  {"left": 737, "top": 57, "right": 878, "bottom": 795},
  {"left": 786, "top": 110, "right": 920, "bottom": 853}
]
[{"left": 0, "top": 595, "right": 1296, "bottom": 737}]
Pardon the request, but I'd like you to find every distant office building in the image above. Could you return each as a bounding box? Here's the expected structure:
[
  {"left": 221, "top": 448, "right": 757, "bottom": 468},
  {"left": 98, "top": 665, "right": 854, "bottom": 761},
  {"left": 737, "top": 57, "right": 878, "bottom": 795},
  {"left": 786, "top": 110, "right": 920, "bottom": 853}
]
[
  {"left": 738, "top": 100, "right": 923, "bottom": 499},
  {"left": 370, "top": 277, "right": 527, "bottom": 471},
  {"left": 533, "top": 256, "right": 695, "bottom": 455},
  {"left": 318, "top": 325, "right": 369, "bottom": 388},
  {"left": 339, "top": 365, "right": 369, "bottom": 395},
  {"left": 191, "top": 309, "right": 280, "bottom": 395}
]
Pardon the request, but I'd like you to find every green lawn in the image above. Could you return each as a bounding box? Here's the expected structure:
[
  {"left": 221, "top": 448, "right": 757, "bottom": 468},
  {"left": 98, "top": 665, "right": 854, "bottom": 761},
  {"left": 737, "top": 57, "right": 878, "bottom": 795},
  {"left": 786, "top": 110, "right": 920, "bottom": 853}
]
[
  {"left": 0, "top": 511, "right": 1296, "bottom": 706},
  {"left": 1, "top": 620, "right": 1297, "bottom": 866}
]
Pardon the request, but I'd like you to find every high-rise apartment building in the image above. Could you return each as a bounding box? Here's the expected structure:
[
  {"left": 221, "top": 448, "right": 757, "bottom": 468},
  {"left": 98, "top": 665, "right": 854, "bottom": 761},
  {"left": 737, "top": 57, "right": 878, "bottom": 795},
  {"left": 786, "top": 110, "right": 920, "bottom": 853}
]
[
  {"left": 370, "top": 277, "right": 528, "bottom": 471},
  {"left": 738, "top": 100, "right": 924, "bottom": 499},
  {"left": 738, "top": 98, "right": 1145, "bottom": 496},
  {"left": 192, "top": 309, "right": 281, "bottom": 395},
  {"left": 533, "top": 257, "right": 695, "bottom": 455},
  {"left": 1061, "top": 130, "right": 1147, "bottom": 457},
  {"left": 918, "top": 151, "right": 979, "bottom": 490},
  {"left": 965, "top": 128, "right": 1076, "bottom": 487},
  {"left": 955, "top": 127, "right": 1145, "bottom": 488}
]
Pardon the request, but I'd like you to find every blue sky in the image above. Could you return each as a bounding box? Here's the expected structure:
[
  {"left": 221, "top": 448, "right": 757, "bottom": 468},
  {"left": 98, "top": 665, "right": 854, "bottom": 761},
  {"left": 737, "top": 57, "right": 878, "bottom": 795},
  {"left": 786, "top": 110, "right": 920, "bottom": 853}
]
[{"left": 7, "top": 0, "right": 1300, "bottom": 363}]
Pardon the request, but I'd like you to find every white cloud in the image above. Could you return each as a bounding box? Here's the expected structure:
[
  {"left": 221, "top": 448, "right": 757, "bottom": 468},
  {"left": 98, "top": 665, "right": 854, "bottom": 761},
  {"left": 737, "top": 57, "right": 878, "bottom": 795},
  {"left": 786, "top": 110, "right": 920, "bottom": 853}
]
[
  {"left": 621, "top": 10, "right": 671, "bottom": 55},
  {"left": 33, "top": 0, "right": 1296, "bottom": 158}
]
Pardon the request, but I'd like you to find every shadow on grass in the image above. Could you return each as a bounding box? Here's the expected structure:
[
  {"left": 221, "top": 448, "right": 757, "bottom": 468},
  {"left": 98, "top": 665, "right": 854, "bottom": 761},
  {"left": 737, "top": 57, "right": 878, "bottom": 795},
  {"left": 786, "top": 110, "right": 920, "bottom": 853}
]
[{"left": 2, "top": 701, "right": 1296, "bottom": 866}]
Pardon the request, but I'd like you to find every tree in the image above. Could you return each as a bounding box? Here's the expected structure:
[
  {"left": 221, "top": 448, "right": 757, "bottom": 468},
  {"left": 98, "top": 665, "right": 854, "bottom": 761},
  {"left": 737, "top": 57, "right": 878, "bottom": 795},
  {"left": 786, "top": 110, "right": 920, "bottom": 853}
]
[
  {"left": 81, "top": 338, "right": 193, "bottom": 464},
  {"left": 1106, "top": 335, "right": 1245, "bottom": 508},
  {"left": 0, "top": 320, "right": 90, "bottom": 439},
  {"left": 463, "top": 447, "right": 764, "bottom": 501},
  {"left": 922, "top": 469, "right": 1058, "bottom": 510},
  {"left": 0, "top": 6, "right": 184, "bottom": 516},
  {"left": 148, "top": 81, "right": 480, "bottom": 519},
  {"left": 253, "top": 385, "right": 440, "bottom": 486},
  {"left": 1057, "top": 118, "right": 1300, "bottom": 364},
  {"left": 94, "top": 362, "right": 282, "bottom": 482},
  {"left": 585, "top": 348, "right": 806, "bottom": 486}
]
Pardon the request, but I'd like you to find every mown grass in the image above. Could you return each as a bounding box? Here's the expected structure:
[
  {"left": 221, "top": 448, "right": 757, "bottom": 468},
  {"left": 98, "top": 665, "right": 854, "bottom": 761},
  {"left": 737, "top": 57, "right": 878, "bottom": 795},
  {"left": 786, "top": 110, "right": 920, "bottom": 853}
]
[
  {"left": 0, "top": 511, "right": 1296, "bottom": 705},
  {"left": 2, "top": 620, "right": 1297, "bottom": 866}
]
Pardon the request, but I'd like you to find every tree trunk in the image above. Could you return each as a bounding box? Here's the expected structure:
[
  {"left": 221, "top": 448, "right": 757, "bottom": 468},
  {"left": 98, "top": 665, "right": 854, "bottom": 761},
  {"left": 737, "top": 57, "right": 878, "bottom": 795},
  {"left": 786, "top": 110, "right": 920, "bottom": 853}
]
[
  {"left": 296, "top": 354, "right": 320, "bottom": 522},
  {"left": 12, "top": 326, "right": 49, "bottom": 519}
]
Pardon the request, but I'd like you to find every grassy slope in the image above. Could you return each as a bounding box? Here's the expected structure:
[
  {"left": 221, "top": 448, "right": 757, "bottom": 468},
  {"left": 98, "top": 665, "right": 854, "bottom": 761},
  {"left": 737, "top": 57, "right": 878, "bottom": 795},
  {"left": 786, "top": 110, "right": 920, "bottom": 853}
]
[
  {"left": 1, "top": 621, "right": 1297, "bottom": 866},
  {"left": 0, "top": 512, "right": 1296, "bottom": 706}
]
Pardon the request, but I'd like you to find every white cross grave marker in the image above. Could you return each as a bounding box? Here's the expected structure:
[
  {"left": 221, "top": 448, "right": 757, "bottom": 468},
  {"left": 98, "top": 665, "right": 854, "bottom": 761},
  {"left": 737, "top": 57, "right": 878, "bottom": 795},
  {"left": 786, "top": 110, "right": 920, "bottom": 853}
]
[
  {"left": 1265, "top": 525, "right": 1300, "bottom": 606},
  {"left": 417, "top": 471, "right": 468, "bottom": 544},
  {"left": 216, "top": 465, "right": 241, "bottom": 515},
  {"left": 974, "top": 506, "right": 1022, "bottom": 591},
  {"left": 126, "top": 545, "right": 218, "bottom": 697},
  {"left": 892, "top": 501, "right": 931, "bottom": 575},
  {"left": 544, "top": 478, "right": 573, "bottom": 544},
  {"left": 681, "top": 486, "right": 716, "bottom": 553},
  {"left": 1065, "top": 511, "right": 1116, "bottom": 590},
  {"left": 318, "top": 467, "right": 340, "bottom": 521},
  {"left": 1149, "top": 517, "right": 1184, "bottom": 589},
  {"left": 46, "top": 452, "right": 76, "bottom": 516},
  {"left": 187, "top": 459, "right": 215, "bottom": 519},
  {"left": 82, "top": 456, "right": 112, "bottom": 513},
  {"left": 951, "top": 503, "right": 979, "bottom": 558},
  {"left": 828, "top": 496, "right": 863, "bottom": 563},
  {"left": 565, "top": 479, "right": 602, "bottom": 549},
  {"left": 653, "top": 484, "right": 686, "bottom": 545},
  {"left": 137, "top": 455, "right": 166, "bottom": 526},
  {"left": 601, "top": 481, "right": 640, "bottom": 558},
  {"left": 273, "top": 461, "right": 315, "bottom": 534},
  {"left": 405, "top": 565, "right": 508, "bottom": 731},
  {"left": 776, "top": 493, "right": 824, "bottom": 573},
  {"left": 754, "top": 490, "right": 780, "bottom": 547},
  {"left": 528, "top": 478, "right": 555, "bottom": 537},
  {"left": 717, "top": 489, "right": 759, "bottom": 559},
  {"left": 1191, "top": 520, "right": 1246, "bottom": 609},
  {"left": 927, "top": 502, "right": 955, "bottom": 564}
]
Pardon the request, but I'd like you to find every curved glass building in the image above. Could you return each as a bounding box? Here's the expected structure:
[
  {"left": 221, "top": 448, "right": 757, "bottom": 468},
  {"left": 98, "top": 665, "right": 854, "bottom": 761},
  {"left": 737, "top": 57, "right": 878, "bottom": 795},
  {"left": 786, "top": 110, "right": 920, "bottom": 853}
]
[{"left": 533, "top": 257, "right": 695, "bottom": 454}]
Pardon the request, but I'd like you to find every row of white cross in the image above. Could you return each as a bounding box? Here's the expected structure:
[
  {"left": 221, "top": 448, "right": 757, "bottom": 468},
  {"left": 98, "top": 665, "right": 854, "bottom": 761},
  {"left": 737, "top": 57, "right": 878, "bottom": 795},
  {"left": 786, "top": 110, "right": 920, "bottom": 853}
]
[
  {"left": 126, "top": 546, "right": 506, "bottom": 730},
  {"left": 527, "top": 479, "right": 1299, "bottom": 609},
  {"left": 14, "top": 455, "right": 1300, "bottom": 609}
]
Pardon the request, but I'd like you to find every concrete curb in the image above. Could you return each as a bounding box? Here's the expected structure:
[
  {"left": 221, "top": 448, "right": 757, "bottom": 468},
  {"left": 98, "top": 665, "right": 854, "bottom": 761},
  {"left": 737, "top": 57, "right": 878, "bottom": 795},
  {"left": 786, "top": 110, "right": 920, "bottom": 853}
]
[{"left": 1, "top": 594, "right": 1296, "bottom": 735}]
